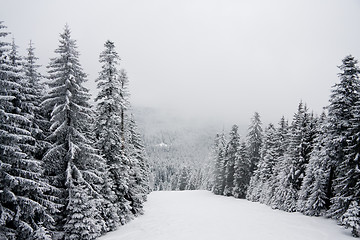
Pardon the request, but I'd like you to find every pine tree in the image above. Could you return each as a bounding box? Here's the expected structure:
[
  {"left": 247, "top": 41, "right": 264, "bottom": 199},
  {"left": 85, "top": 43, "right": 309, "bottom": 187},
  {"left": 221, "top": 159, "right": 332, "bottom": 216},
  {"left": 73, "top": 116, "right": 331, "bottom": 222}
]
[
  {"left": 327, "top": 56, "right": 360, "bottom": 222},
  {"left": 340, "top": 201, "right": 360, "bottom": 237},
  {"left": 223, "top": 125, "right": 240, "bottom": 196},
  {"left": 298, "top": 112, "right": 330, "bottom": 216},
  {"left": 124, "top": 115, "right": 150, "bottom": 216},
  {"left": 94, "top": 40, "right": 150, "bottom": 226},
  {"left": 0, "top": 22, "right": 54, "bottom": 240},
  {"left": 127, "top": 115, "right": 150, "bottom": 199},
  {"left": 247, "top": 112, "right": 263, "bottom": 176},
  {"left": 271, "top": 103, "right": 316, "bottom": 212},
  {"left": 42, "top": 25, "right": 106, "bottom": 239},
  {"left": 212, "top": 133, "right": 226, "bottom": 195},
  {"left": 233, "top": 141, "right": 250, "bottom": 198},
  {"left": 247, "top": 124, "right": 279, "bottom": 203},
  {"left": 22, "top": 40, "right": 47, "bottom": 154},
  {"left": 267, "top": 116, "right": 289, "bottom": 207},
  {"left": 119, "top": 69, "right": 130, "bottom": 150}
]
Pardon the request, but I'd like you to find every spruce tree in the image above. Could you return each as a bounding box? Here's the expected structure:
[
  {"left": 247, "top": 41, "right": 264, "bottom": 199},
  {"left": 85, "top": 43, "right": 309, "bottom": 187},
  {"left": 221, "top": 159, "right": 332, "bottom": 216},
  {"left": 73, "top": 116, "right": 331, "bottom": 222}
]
[
  {"left": 124, "top": 115, "right": 150, "bottom": 216},
  {"left": 327, "top": 55, "right": 360, "bottom": 233},
  {"left": 267, "top": 116, "right": 289, "bottom": 207},
  {"left": 42, "top": 25, "right": 106, "bottom": 239},
  {"left": 247, "top": 112, "right": 263, "bottom": 176},
  {"left": 212, "top": 133, "right": 226, "bottom": 195},
  {"left": 94, "top": 40, "right": 134, "bottom": 225},
  {"left": 0, "top": 22, "right": 54, "bottom": 240},
  {"left": 223, "top": 125, "right": 240, "bottom": 196},
  {"left": 22, "top": 40, "right": 47, "bottom": 150},
  {"left": 126, "top": 115, "right": 150, "bottom": 201},
  {"left": 233, "top": 141, "right": 250, "bottom": 199},
  {"left": 340, "top": 201, "right": 360, "bottom": 237},
  {"left": 273, "top": 103, "right": 317, "bottom": 211},
  {"left": 248, "top": 124, "right": 279, "bottom": 203},
  {"left": 298, "top": 112, "right": 330, "bottom": 216}
]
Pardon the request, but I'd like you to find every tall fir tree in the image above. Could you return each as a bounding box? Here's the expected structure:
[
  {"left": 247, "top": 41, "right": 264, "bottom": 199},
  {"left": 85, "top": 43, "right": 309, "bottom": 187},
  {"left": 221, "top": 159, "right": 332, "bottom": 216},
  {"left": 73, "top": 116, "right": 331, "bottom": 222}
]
[
  {"left": 223, "top": 125, "right": 240, "bottom": 196},
  {"left": 233, "top": 141, "right": 250, "bottom": 199},
  {"left": 126, "top": 115, "right": 150, "bottom": 203},
  {"left": 94, "top": 39, "right": 129, "bottom": 227},
  {"left": 264, "top": 117, "right": 289, "bottom": 206},
  {"left": 327, "top": 55, "right": 360, "bottom": 237},
  {"left": 212, "top": 133, "right": 226, "bottom": 195},
  {"left": 95, "top": 40, "right": 149, "bottom": 225},
  {"left": 297, "top": 112, "right": 330, "bottom": 216},
  {"left": 247, "top": 112, "right": 263, "bottom": 176},
  {"left": 42, "top": 25, "right": 106, "bottom": 239},
  {"left": 22, "top": 40, "right": 47, "bottom": 151},
  {"left": 247, "top": 124, "right": 278, "bottom": 203},
  {"left": 271, "top": 103, "right": 317, "bottom": 212},
  {"left": 0, "top": 22, "right": 55, "bottom": 240}
]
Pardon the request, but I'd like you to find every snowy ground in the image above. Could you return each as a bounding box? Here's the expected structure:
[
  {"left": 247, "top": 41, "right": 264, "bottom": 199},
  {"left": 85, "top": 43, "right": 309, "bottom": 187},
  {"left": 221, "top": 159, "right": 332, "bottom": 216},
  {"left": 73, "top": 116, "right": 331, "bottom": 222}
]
[{"left": 99, "top": 190, "right": 352, "bottom": 240}]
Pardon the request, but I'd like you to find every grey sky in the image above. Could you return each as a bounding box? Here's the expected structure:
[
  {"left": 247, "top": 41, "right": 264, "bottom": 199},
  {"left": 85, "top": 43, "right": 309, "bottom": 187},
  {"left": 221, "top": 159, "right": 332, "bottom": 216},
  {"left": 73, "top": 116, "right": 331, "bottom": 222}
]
[{"left": 2, "top": 0, "right": 360, "bottom": 126}]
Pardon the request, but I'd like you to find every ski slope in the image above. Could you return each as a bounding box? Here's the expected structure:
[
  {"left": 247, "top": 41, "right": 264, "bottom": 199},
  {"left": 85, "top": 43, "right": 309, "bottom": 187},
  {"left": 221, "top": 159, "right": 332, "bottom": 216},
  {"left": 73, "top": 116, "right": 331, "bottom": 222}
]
[{"left": 99, "top": 190, "right": 352, "bottom": 240}]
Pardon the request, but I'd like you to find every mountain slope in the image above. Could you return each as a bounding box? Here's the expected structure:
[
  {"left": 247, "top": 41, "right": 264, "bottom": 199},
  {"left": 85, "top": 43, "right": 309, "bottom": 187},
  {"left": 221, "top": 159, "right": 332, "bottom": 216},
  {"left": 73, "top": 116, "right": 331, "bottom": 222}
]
[{"left": 99, "top": 191, "right": 352, "bottom": 240}]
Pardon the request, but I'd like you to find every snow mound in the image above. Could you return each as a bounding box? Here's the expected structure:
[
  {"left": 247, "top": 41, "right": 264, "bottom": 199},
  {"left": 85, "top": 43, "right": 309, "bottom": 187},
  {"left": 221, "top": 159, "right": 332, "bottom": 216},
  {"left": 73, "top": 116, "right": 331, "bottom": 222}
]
[{"left": 99, "top": 190, "right": 352, "bottom": 240}]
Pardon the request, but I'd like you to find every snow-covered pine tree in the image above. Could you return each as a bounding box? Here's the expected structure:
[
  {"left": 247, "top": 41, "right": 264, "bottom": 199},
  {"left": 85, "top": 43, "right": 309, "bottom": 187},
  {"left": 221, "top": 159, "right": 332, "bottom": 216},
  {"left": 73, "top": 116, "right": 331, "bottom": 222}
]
[
  {"left": 94, "top": 39, "right": 128, "bottom": 228},
  {"left": 341, "top": 101, "right": 360, "bottom": 236},
  {"left": 246, "top": 160, "right": 261, "bottom": 201},
  {"left": 95, "top": 40, "right": 146, "bottom": 226},
  {"left": 267, "top": 116, "right": 289, "bottom": 207},
  {"left": 125, "top": 114, "right": 150, "bottom": 215},
  {"left": 327, "top": 55, "right": 360, "bottom": 234},
  {"left": 223, "top": 125, "right": 240, "bottom": 196},
  {"left": 117, "top": 67, "right": 148, "bottom": 218},
  {"left": 271, "top": 103, "right": 316, "bottom": 212},
  {"left": 41, "top": 25, "right": 106, "bottom": 239},
  {"left": 247, "top": 112, "right": 263, "bottom": 176},
  {"left": 119, "top": 69, "right": 130, "bottom": 150},
  {"left": 340, "top": 201, "right": 360, "bottom": 237},
  {"left": 248, "top": 124, "right": 279, "bottom": 203},
  {"left": 233, "top": 141, "right": 250, "bottom": 199},
  {"left": 178, "top": 167, "right": 189, "bottom": 191},
  {"left": 297, "top": 112, "right": 330, "bottom": 216},
  {"left": 22, "top": 40, "right": 48, "bottom": 158},
  {"left": 212, "top": 133, "right": 226, "bottom": 195},
  {"left": 0, "top": 22, "right": 54, "bottom": 240}
]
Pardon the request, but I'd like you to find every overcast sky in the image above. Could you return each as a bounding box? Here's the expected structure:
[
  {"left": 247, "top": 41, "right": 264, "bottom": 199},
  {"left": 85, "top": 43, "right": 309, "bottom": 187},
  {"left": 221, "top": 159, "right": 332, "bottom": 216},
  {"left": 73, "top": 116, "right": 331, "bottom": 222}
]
[{"left": 2, "top": 0, "right": 360, "bottom": 126}]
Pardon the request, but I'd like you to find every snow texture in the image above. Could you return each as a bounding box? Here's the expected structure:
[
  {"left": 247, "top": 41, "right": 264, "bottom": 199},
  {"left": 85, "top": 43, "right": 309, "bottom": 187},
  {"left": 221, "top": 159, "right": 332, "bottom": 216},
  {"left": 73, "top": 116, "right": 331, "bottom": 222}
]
[{"left": 99, "top": 190, "right": 353, "bottom": 240}]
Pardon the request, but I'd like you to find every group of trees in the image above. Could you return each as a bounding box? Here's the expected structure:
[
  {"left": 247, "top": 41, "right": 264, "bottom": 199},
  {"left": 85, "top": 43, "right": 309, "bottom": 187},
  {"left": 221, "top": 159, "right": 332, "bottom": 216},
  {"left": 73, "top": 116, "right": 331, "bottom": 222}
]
[
  {"left": 0, "top": 22, "right": 149, "bottom": 240},
  {"left": 211, "top": 112, "right": 261, "bottom": 199},
  {"left": 211, "top": 55, "right": 360, "bottom": 237},
  {"left": 143, "top": 126, "right": 214, "bottom": 191}
]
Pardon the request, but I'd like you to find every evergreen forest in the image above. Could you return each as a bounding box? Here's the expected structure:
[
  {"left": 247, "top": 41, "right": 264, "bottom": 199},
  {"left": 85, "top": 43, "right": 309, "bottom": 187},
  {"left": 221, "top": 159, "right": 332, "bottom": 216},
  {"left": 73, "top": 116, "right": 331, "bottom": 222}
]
[
  {"left": 0, "top": 22, "right": 150, "bottom": 240},
  {"left": 209, "top": 55, "right": 360, "bottom": 237},
  {"left": 1, "top": 20, "right": 360, "bottom": 239}
]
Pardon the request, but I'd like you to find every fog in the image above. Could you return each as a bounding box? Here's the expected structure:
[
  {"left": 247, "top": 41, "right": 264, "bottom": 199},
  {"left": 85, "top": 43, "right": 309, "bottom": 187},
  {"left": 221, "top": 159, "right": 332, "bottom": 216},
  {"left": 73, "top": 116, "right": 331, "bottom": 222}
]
[{"left": 2, "top": 0, "right": 360, "bottom": 126}]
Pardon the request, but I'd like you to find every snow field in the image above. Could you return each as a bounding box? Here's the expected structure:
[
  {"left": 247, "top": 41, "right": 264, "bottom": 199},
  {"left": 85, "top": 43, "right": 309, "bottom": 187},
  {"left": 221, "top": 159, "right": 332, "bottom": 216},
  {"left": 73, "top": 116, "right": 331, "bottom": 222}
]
[{"left": 99, "top": 190, "right": 353, "bottom": 240}]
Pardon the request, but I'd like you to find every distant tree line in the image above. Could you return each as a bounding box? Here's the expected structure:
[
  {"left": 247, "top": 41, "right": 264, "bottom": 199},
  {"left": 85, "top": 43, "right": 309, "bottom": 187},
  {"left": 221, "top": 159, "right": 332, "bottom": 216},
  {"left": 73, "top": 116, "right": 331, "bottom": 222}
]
[
  {"left": 146, "top": 128, "right": 213, "bottom": 192},
  {"left": 210, "top": 55, "right": 360, "bottom": 237},
  {"left": 0, "top": 21, "right": 150, "bottom": 240}
]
